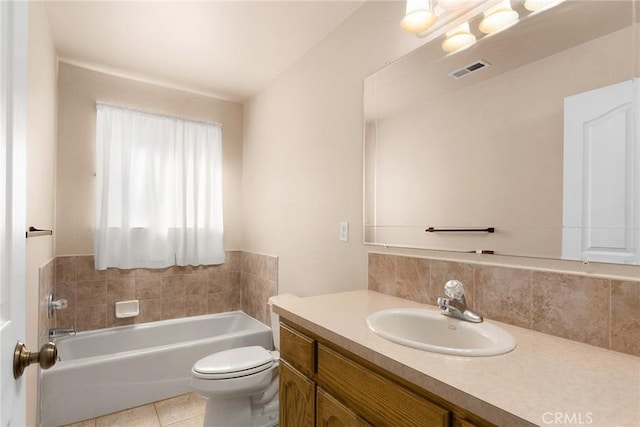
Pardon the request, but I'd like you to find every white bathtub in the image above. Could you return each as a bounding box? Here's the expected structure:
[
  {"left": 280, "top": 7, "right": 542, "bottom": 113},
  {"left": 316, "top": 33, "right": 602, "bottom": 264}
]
[{"left": 40, "top": 311, "right": 273, "bottom": 427}]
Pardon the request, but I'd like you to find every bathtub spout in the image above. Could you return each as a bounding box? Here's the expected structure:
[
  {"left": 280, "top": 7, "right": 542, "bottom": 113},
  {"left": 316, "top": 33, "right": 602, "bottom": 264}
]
[{"left": 49, "top": 327, "right": 76, "bottom": 340}]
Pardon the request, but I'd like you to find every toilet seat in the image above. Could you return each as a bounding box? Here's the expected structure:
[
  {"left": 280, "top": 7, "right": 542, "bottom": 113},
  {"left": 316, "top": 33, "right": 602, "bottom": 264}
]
[{"left": 192, "top": 346, "right": 276, "bottom": 380}]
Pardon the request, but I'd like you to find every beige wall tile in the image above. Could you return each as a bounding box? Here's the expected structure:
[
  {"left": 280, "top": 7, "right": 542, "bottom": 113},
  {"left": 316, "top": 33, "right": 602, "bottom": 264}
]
[
  {"left": 107, "top": 278, "right": 135, "bottom": 304},
  {"left": 106, "top": 303, "right": 136, "bottom": 328},
  {"left": 475, "top": 265, "right": 531, "bottom": 328},
  {"left": 368, "top": 253, "right": 396, "bottom": 296},
  {"left": 161, "top": 296, "right": 185, "bottom": 319},
  {"left": 610, "top": 280, "right": 640, "bottom": 356},
  {"left": 241, "top": 252, "right": 277, "bottom": 281},
  {"left": 76, "top": 305, "right": 107, "bottom": 331},
  {"left": 222, "top": 250, "right": 242, "bottom": 272},
  {"left": 430, "top": 260, "right": 475, "bottom": 306},
  {"left": 106, "top": 268, "right": 135, "bottom": 279},
  {"left": 185, "top": 295, "right": 209, "bottom": 317},
  {"left": 48, "top": 251, "right": 277, "bottom": 332},
  {"left": 184, "top": 273, "right": 207, "bottom": 296},
  {"left": 532, "top": 272, "right": 610, "bottom": 348},
  {"left": 76, "top": 280, "right": 107, "bottom": 307},
  {"left": 208, "top": 292, "right": 232, "bottom": 314},
  {"left": 133, "top": 268, "right": 164, "bottom": 278},
  {"left": 137, "top": 299, "right": 163, "bottom": 324},
  {"left": 396, "top": 256, "right": 430, "bottom": 304},
  {"left": 136, "top": 276, "right": 162, "bottom": 300},
  {"left": 56, "top": 256, "right": 77, "bottom": 283},
  {"left": 77, "top": 256, "right": 106, "bottom": 281},
  {"left": 162, "top": 276, "right": 186, "bottom": 299}
]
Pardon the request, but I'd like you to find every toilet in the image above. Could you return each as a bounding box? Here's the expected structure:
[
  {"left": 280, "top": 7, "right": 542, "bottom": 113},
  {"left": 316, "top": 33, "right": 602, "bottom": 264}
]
[{"left": 191, "top": 303, "right": 280, "bottom": 427}]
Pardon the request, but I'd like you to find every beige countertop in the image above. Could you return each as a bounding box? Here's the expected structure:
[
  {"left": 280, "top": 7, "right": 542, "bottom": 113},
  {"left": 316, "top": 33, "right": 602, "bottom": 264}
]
[{"left": 270, "top": 290, "right": 640, "bottom": 427}]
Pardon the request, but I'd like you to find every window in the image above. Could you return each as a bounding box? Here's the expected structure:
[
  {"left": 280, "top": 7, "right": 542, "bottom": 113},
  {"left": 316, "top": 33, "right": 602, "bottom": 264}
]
[{"left": 95, "top": 103, "right": 224, "bottom": 269}]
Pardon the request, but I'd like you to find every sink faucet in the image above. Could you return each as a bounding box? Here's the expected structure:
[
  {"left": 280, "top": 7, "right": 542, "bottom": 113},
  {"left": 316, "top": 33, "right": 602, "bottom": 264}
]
[
  {"left": 49, "top": 327, "right": 76, "bottom": 340},
  {"left": 437, "top": 280, "right": 483, "bottom": 323}
]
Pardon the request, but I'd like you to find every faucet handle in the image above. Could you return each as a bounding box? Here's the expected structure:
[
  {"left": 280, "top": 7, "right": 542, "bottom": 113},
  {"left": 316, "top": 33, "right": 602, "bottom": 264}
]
[{"left": 444, "top": 280, "right": 465, "bottom": 301}]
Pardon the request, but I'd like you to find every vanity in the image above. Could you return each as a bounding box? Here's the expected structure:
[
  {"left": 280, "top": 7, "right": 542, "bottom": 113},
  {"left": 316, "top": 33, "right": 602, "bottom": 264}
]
[{"left": 271, "top": 291, "right": 640, "bottom": 426}]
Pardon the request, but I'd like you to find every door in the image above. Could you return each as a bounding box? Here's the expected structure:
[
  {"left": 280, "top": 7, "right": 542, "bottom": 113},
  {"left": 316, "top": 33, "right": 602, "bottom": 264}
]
[
  {"left": 563, "top": 79, "right": 639, "bottom": 264},
  {"left": 0, "top": 1, "right": 28, "bottom": 426}
]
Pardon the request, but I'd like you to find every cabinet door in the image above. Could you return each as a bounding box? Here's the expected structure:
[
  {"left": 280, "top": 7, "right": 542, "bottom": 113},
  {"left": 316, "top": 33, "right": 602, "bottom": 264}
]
[
  {"left": 317, "top": 388, "right": 371, "bottom": 427},
  {"left": 280, "top": 361, "right": 315, "bottom": 427}
]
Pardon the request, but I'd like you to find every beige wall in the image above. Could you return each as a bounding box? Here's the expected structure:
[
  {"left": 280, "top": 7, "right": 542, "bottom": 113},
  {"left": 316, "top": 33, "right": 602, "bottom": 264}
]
[
  {"left": 242, "top": 2, "right": 428, "bottom": 297},
  {"left": 56, "top": 63, "right": 244, "bottom": 255},
  {"left": 26, "top": 1, "right": 58, "bottom": 425},
  {"left": 243, "top": 1, "right": 640, "bottom": 298}
]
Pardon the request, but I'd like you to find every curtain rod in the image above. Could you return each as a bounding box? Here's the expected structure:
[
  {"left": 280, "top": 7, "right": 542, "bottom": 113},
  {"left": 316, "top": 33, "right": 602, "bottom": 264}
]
[{"left": 96, "top": 101, "right": 222, "bottom": 127}]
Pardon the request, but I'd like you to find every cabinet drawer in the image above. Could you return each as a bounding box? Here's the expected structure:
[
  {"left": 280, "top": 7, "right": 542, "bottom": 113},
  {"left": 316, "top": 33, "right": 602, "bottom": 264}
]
[
  {"left": 280, "top": 322, "right": 316, "bottom": 378},
  {"left": 317, "top": 344, "right": 450, "bottom": 427}
]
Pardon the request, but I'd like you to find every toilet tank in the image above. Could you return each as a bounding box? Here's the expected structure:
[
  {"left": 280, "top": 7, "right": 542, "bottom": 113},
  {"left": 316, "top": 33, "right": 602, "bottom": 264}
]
[{"left": 268, "top": 297, "right": 280, "bottom": 351}]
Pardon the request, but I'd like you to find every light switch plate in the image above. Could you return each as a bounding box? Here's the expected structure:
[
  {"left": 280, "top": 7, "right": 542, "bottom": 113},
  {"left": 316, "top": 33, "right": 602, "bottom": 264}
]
[{"left": 339, "top": 221, "right": 349, "bottom": 242}]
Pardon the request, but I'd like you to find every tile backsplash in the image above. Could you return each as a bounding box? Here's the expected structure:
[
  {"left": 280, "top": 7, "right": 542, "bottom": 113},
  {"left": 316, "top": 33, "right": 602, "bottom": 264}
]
[
  {"left": 39, "top": 251, "right": 277, "bottom": 343},
  {"left": 369, "top": 252, "right": 640, "bottom": 357}
]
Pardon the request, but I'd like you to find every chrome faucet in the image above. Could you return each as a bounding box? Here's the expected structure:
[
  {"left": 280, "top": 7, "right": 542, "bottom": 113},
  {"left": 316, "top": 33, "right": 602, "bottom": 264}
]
[
  {"left": 437, "top": 280, "right": 483, "bottom": 323},
  {"left": 49, "top": 327, "right": 76, "bottom": 340}
]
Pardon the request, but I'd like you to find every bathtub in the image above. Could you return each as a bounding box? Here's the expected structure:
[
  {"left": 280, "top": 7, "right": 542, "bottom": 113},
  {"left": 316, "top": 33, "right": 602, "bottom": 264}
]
[{"left": 40, "top": 311, "right": 273, "bottom": 427}]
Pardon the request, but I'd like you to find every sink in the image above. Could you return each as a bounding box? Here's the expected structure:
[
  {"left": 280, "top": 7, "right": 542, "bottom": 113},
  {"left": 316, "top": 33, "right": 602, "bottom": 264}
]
[{"left": 366, "top": 308, "right": 516, "bottom": 356}]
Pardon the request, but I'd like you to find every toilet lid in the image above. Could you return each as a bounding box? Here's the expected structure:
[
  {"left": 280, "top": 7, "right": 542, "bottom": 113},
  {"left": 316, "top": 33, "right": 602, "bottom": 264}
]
[{"left": 193, "top": 346, "right": 275, "bottom": 379}]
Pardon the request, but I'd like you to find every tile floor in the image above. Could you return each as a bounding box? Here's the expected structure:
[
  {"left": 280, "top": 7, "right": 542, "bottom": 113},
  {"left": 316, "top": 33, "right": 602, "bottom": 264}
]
[{"left": 62, "top": 393, "right": 206, "bottom": 427}]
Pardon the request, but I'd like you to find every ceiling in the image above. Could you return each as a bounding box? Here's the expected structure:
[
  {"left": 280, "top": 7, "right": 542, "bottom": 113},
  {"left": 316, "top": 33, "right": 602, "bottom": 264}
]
[{"left": 43, "top": 0, "right": 364, "bottom": 102}]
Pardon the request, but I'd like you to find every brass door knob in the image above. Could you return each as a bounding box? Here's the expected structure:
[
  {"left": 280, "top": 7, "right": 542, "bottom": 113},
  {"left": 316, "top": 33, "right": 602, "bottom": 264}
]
[{"left": 13, "top": 341, "right": 57, "bottom": 379}]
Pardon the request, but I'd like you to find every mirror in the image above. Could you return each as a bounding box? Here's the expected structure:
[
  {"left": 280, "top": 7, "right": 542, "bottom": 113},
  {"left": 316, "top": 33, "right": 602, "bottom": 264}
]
[{"left": 364, "top": 0, "right": 640, "bottom": 265}]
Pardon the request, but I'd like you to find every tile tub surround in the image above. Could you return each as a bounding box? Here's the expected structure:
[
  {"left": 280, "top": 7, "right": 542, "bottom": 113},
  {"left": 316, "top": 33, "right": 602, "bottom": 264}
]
[
  {"left": 48, "top": 251, "right": 277, "bottom": 332},
  {"left": 38, "top": 258, "right": 56, "bottom": 346},
  {"left": 271, "top": 291, "right": 640, "bottom": 427},
  {"left": 368, "top": 252, "right": 640, "bottom": 357}
]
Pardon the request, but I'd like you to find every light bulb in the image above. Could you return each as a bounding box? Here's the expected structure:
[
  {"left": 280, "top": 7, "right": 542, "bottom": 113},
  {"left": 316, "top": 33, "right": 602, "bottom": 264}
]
[
  {"left": 401, "top": 0, "right": 437, "bottom": 34},
  {"left": 479, "top": 0, "right": 519, "bottom": 34},
  {"left": 442, "top": 22, "right": 476, "bottom": 53}
]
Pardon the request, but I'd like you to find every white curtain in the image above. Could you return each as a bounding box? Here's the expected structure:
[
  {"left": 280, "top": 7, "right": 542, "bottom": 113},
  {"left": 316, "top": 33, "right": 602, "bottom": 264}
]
[{"left": 95, "top": 103, "right": 224, "bottom": 270}]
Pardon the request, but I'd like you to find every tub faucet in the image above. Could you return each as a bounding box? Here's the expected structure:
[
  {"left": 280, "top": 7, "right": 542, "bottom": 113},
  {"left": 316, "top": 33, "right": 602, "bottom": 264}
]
[
  {"left": 437, "top": 280, "right": 483, "bottom": 323},
  {"left": 49, "top": 327, "right": 76, "bottom": 340}
]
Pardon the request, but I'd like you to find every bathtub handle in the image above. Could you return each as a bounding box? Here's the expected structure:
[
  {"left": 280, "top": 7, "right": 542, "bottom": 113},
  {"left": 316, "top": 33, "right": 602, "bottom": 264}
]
[
  {"left": 13, "top": 341, "right": 57, "bottom": 379},
  {"left": 47, "top": 292, "right": 68, "bottom": 319}
]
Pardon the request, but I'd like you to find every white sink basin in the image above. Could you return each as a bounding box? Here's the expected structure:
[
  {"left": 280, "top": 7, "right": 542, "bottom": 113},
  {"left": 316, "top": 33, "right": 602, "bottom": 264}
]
[{"left": 366, "top": 308, "right": 516, "bottom": 357}]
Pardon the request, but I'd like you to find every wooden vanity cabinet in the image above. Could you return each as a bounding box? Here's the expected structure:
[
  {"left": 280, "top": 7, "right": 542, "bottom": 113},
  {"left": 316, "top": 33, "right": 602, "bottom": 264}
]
[
  {"left": 280, "top": 360, "right": 315, "bottom": 426},
  {"left": 279, "top": 320, "right": 492, "bottom": 427}
]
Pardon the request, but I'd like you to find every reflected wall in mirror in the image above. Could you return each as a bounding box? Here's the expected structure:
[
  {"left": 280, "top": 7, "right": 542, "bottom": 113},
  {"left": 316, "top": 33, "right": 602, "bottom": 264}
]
[{"left": 364, "top": 0, "right": 639, "bottom": 265}]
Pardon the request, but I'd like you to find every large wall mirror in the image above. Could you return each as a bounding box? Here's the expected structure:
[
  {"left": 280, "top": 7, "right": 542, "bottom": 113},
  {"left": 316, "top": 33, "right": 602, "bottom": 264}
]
[{"left": 364, "top": 0, "right": 639, "bottom": 265}]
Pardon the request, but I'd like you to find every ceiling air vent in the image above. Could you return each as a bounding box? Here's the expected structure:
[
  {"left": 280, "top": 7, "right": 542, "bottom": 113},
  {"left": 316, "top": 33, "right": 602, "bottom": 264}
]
[{"left": 449, "top": 60, "right": 491, "bottom": 79}]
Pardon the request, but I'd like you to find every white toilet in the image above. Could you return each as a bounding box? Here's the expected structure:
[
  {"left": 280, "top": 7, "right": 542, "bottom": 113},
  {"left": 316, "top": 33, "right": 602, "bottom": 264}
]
[{"left": 191, "top": 304, "right": 280, "bottom": 427}]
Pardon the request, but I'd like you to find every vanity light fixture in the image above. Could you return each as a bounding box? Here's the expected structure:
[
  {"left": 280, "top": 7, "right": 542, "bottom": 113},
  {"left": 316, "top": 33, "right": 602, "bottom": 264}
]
[
  {"left": 478, "top": 0, "right": 519, "bottom": 34},
  {"left": 437, "top": 0, "right": 478, "bottom": 11},
  {"left": 400, "top": 0, "right": 437, "bottom": 33},
  {"left": 401, "top": 0, "right": 564, "bottom": 54},
  {"left": 524, "top": 0, "right": 563, "bottom": 12},
  {"left": 442, "top": 21, "right": 477, "bottom": 52}
]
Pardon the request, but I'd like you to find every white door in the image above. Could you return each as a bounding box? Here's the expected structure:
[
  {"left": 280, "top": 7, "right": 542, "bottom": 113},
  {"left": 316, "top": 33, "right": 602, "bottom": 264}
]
[
  {"left": 0, "top": 1, "right": 28, "bottom": 426},
  {"left": 563, "top": 79, "right": 639, "bottom": 264}
]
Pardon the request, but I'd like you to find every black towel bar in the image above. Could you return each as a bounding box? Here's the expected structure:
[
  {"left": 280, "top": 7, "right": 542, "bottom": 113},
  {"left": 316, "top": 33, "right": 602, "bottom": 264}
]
[{"left": 426, "top": 227, "right": 495, "bottom": 233}]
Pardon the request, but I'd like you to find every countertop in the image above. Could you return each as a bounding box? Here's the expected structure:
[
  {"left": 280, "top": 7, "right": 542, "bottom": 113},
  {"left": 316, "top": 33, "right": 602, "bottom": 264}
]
[{"left": 270, "top": 290, "right": 640, "bottom": 427}]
